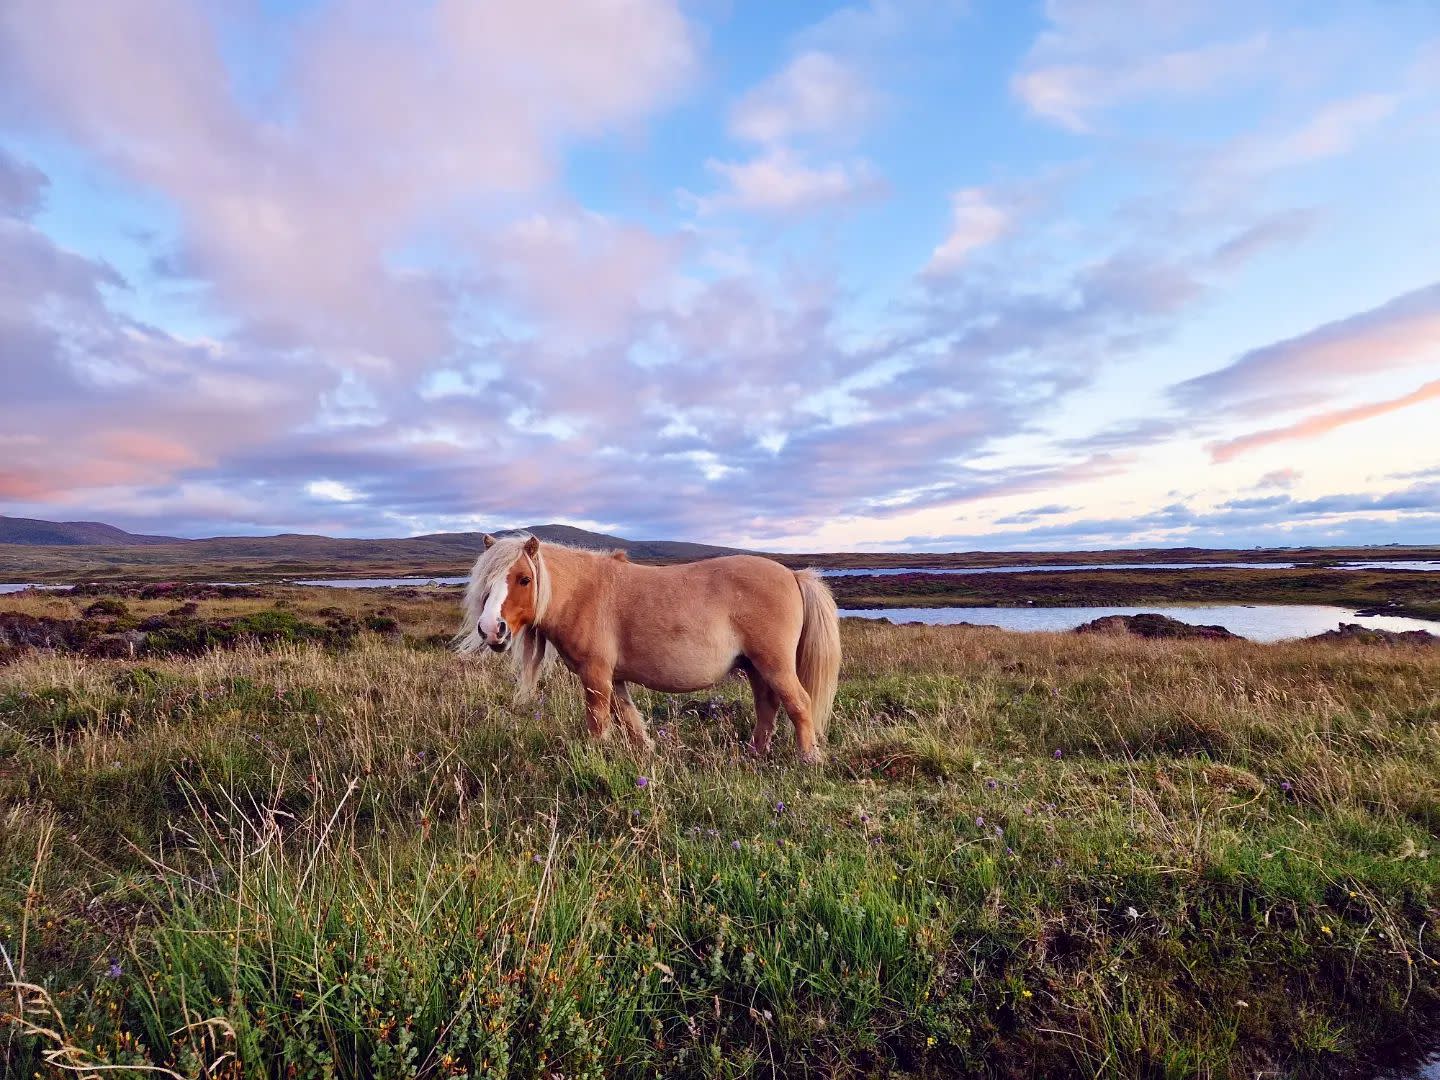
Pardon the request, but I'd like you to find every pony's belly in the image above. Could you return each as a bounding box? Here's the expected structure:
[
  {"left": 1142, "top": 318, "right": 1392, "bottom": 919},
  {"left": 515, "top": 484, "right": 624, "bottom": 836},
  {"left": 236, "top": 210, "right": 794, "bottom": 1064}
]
[{"left": 614, "top": 652, "right": 735, "bottom": 694}]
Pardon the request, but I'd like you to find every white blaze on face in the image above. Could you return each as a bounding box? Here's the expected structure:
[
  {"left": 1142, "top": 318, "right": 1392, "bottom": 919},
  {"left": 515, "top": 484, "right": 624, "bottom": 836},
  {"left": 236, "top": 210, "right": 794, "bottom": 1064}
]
[{"left": 477, "top": 580, "right": 509, "bottom": 639}]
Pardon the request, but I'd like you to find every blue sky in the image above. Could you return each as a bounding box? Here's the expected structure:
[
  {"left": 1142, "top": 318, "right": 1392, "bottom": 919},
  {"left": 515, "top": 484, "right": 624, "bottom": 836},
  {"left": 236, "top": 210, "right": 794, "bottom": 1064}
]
[{"left": 1, "top": 0, "right": 1438, "bottom": 550}]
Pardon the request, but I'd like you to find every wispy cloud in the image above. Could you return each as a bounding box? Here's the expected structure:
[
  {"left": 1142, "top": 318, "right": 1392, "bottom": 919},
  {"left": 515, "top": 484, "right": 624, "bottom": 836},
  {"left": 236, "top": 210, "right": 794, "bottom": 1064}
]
[
  {"left": 1173, "top": 282, "right": 1440, "bottom": 409},
  {"left": 1209, "top": 378, "right": 1440, "bottom": 462}
]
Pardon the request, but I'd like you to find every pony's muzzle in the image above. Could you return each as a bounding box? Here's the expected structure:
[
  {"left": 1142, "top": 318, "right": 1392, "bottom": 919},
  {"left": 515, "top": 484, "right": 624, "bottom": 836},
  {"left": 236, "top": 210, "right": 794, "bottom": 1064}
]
[{"left": 486, "top": 619, "right": 511, "bottom": 651}]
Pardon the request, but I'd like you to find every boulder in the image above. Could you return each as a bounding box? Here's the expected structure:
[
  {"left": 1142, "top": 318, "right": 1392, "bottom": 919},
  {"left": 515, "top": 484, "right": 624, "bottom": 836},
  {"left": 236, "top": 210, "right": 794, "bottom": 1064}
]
[
  {"left": 1074, "top": 613, "right": 1240, "bottom": 640},
  {"left": 1307, "top": 622, "right": 1437, "bottom": 647}
]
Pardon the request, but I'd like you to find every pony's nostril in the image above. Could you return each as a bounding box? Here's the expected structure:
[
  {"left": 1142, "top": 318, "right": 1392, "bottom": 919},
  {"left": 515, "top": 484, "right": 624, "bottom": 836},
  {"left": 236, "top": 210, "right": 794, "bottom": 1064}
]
[{"left": 496, "top": 619, "right": 509, "bottom": 638}]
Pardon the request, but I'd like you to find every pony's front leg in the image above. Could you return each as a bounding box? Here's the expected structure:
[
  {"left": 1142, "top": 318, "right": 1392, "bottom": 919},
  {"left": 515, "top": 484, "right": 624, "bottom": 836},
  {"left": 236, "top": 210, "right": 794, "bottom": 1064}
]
[
  {"left": 612, "top": 682, "right": 655, "bottom": 752},
  {"left": 580, "top": 666, "right": 615, "bottom": 742}
]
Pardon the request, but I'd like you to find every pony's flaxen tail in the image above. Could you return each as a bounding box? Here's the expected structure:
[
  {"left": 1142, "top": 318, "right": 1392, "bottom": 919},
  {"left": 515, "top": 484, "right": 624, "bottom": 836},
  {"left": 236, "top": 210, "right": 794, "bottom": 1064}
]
[{"left": 794, "top": 569, "right": 842, "bottom": 741}]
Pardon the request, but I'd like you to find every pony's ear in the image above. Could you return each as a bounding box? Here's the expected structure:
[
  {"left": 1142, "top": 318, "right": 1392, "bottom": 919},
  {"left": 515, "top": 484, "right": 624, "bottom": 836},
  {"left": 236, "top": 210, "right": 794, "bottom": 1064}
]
[
  {"left": 523, "top": 535, "right": 540, "bottom": 557},
  {"left": 482, "top": 533, "right": 496, "bottom": 550}
]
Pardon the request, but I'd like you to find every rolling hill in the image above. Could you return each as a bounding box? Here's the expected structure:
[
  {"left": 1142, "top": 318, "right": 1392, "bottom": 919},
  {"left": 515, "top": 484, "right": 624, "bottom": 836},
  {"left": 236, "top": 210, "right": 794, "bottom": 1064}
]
[{"left": 0, "top": 515, "right": 182, "bottom": 546}]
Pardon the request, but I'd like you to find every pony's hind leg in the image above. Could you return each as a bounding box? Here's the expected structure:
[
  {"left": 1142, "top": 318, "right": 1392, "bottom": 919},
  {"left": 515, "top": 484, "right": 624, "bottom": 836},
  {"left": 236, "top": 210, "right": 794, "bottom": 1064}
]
[
  {"left": 611, "top": 682, "right": 655, "bottom": 752},
  {"left": 746, "top": 652, "right": 821, "bottom": 765},
  {"left": 747, "top": 675, "right": 781, "bottom": 757}
]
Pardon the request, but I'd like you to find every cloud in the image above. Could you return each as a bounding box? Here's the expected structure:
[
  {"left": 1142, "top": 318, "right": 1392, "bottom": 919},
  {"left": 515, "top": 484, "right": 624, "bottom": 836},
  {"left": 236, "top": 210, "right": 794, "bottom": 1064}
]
[
  {"left": 698, "top": 150, "right": 884, "bottom": 214},
  {"left": 924, "top": 188, "right": 1012, "bottom": 275},
  {"left": 1013, "top": 6, "right": 1269, "bottom": 133},
  {"left": 1173, "top": 281, "right": 1440, "bottom": 409},
  {"left": 1206, "top": 209, "right": 1318, "bottom": 270},
  {"left": 0, "top": 147, "right": 46, "bottom": 218},
  {"left": 993, "top": 503, "right": 1077, "bottom": 524},
  {"left": 482, "top": 208, "right": 683, "bottom": 342},
  {"left": 1258, "top": 468, "right": 1300, "bottom": 489},
  {"left": 1209, "top": 378, "right": 1440, "bottom": 462},
  {"left": 729, "top": 51, "right": 874, "bottom": 144}
]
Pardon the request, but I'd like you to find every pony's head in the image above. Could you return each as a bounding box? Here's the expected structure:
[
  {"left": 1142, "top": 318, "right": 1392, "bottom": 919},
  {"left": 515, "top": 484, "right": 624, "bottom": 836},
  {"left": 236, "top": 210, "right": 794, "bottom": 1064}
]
[
  {"left": 455, "top": 532, "right": 553, "bottom": 697},
  {"left": 456, "top": 533, "right": 548, "bottom": 655}
]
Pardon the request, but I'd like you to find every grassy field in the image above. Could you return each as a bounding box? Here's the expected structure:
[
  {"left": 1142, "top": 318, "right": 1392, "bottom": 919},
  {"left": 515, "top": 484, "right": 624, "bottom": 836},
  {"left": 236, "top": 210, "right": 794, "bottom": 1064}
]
[{"left": 2, "top": 587, "right": 1439, "bottom": 1078}]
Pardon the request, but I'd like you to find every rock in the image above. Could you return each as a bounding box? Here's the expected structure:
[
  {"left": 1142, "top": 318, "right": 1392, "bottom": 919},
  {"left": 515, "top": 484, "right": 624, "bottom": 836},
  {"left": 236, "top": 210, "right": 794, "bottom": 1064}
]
[
  {"left": 1307, "top": 623, "right": 1438, "bottom": 647},
  {"left": 89, "top": 630, "right": 149, "bottom": 658},
  {"left": 0, "top": 613, "right": 83, "bottom": 651},
  {"left": 1074, "top": 613, "right": 1241, "bottom": 640}
]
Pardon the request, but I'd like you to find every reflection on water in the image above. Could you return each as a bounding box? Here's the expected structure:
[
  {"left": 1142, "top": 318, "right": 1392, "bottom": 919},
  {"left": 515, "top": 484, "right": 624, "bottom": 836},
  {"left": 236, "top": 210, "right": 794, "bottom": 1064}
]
[
  {"left": 817, "top": 562, "right": 1299, "bottom": 576},
  {"left": 838, "top": 604, "right": 1440, "bottom": 643},
  {"left": 293, "top": 577, "right": 468, "bottom": 588},
  {"left": 820, "top": 560, "right": 1440, "bottom": 577},
  {"left": 1338, "top": 561, "right": 1440, "bottom": 572}
]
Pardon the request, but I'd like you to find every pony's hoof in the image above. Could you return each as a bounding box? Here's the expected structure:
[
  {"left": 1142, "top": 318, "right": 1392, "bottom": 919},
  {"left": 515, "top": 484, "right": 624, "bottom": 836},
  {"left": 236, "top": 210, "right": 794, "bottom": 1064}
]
[
  {"left": 798, "top": 748, "right": 824, "bottom": 766},
  {"left": 745, "top": 741, "right": 769, "bottom": 757}
]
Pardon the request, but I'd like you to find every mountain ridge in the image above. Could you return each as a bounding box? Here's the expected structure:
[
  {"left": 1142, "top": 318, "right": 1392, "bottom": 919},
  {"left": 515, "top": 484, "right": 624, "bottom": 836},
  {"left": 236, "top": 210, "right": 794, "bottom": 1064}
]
[{"left": 0, "top": 515, "right": 746, "bottom": 562}]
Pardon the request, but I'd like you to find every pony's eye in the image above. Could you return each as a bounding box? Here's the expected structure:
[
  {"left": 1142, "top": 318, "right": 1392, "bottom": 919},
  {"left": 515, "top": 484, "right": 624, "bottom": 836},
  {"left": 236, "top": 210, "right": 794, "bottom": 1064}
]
[{"left": 518, "top": 575, "right": 531, "bottom": 586}]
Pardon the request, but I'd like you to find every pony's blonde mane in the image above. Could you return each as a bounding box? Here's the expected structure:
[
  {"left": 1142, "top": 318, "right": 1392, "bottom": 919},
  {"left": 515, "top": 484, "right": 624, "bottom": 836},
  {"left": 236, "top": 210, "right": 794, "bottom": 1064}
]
[{"left": 454, "top": 534, "right": 554, "bottom": 697}]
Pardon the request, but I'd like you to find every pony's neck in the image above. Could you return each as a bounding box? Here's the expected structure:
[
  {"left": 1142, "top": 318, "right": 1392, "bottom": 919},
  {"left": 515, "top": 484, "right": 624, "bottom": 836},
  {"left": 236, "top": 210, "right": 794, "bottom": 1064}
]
[{"left": 529, "top": 545, "right": 596, "bottom": 638}]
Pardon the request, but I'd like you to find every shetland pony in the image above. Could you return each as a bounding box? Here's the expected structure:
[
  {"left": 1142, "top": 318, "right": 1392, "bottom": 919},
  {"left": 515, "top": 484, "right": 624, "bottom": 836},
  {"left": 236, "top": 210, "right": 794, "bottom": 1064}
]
[{"left": 455, "top": 535, "right": 842, "bottom": 762}]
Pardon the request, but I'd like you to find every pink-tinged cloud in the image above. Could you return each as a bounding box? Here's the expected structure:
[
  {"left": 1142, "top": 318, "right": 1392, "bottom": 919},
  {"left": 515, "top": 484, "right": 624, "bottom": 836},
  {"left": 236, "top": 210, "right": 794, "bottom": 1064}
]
[
  {"left": 729, "top": 51, "right": 875, "bottom": 144},
  {"left": 484, "top": 209, "right": 683, "bottom": 343},
  {"left": 698, "top": 150, "right": 884, "bottom": 215},
  {"left": 1175, "top": 281, "right": 1440, "bottom": 407},
  {"left": 1209, "top": 378, "right": 1440, "bottom": 462},
  {"left": 924, "top": 188, "right": 1012, "bottom": 276}
]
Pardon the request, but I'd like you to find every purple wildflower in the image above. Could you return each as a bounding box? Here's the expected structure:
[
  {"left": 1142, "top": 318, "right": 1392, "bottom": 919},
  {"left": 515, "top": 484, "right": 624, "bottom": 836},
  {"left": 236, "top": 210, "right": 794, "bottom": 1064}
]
[
  {"left": 105, "top": 958, "right": 123, "bottom": 979},
  {"left": 975, "top": 815, "right": 985, "bottom": 827},
  {"left": 985, "top": 779, "right": 998, "bottom": 790},
  {"left": 1280, "top": 781, "right": 1292, "bottom": 793},
  {"left": 532, "top": 854, "right": 545, "bottom": 864},
  {"left": 1053, "top": 749, "right": 1063, "bottom": 759},
  {"left": 994, "top": 825, "right": 1003, "bottom": 837},
  {"left": 731, "top": 839, "right": 741, "bottom": 850},
  {"left": 774, "top": 801, "right": 786, "bottom": 814},
  {"left": 636, "top": 776, "right": 649, "bottom": 789}
]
